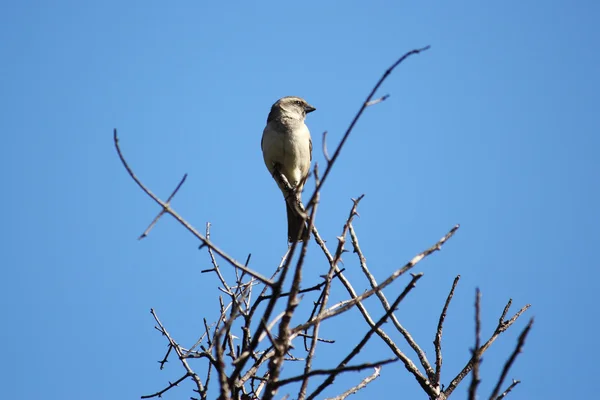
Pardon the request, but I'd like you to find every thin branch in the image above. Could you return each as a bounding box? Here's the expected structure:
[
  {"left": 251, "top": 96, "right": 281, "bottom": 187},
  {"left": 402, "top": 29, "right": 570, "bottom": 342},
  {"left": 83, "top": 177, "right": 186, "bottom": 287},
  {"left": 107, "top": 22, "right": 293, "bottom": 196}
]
[
  {"left": 297, "top": 196, "right": 364, "bottom": 399},
  {"left": 263, "top": 181, "right": 320, "bottom": 400},
  {"left": 113, "top": 129, "right": 274, "bottom": 287},
  {"left": 214, "top": 325, "right": 230, "bottom": 400},
  {"left": 259, "top": 319, "right": 277, "bottom": 348},
  {"left": 238, "top": 249, "right": 290, "bottom": 373},
  {"left": 213, "top": 285, "right": 251, "bottom": 399},
  {"left": 203, "top": 363, "right": 212, "bottom": 400},
  {"left": 275, "top": 358, "right": 397, "bottom": 388},
  {"left": 444, "top": 302, "right": 531, "bottom": 397},
  {"left": 499, "top": 299, "right": 512, "bottom": 324},
  {"left": 489, "top": 318, "right": 534, "bottom": 400},
  {"left": 306, "top": 273, "right": 423, "bottom": 400},
  {"left": 141, "top": 373, "right": 190, "bottom": 399},
  {"left": 365, "top": 94, "right": 390, "bottom": 106},
  {"left": 204, "top": 223, "right": 233, "bottom": 295},
  {"left": 295, "top": 332, "right": 334, "bottom": 344},
  {"left": 148, "top": 309, "right": 204, "bottom": 397},
  {"left": 468, "top": 289, "right": 482, "bottom": 400},
  {"left": 293, "top": 225, "right": 459, "bottom": 334},
  {"left": 349, "top": 222, "right": 435, "bottom": 381},
  {"left": 157, "top": 344, "right": 173, "bottom": 370},
  {"left": 495, "top": 379, "right": 521, "bottom": 400},
  {"left": 138, "top": 173, "right": 187, "bottom": 239},
  {"left": 309, "top": 225, "right": 458, "bottom": 397},
  {"left": 229, "top": 235, "right": 303, "bottom": 387},
  {"left": 260, "top": 275, "right": 337, "bottom": 302},
  {"left": 433, "top": 275, "right": 460, "bottom": 387},
  {"left": 325, "top": 367, "right": 382, "bottom": 400},
  {"left": 238, "top": 348, "right": 276, "bottom": 387}
]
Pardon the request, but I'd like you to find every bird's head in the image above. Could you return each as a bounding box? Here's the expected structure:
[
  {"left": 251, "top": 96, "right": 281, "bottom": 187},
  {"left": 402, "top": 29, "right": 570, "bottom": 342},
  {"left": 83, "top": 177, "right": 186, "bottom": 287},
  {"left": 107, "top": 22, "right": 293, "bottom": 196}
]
[{"left": 268, "top": 96, "right": 316, "bottom": 123}]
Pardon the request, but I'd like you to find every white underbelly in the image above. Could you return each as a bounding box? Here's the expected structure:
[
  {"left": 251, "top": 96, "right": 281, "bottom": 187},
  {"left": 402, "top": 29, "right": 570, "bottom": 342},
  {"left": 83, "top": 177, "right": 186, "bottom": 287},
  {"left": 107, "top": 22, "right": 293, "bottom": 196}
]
[{"left": 262, "top": 125, "right": 311, "bottom": 188}]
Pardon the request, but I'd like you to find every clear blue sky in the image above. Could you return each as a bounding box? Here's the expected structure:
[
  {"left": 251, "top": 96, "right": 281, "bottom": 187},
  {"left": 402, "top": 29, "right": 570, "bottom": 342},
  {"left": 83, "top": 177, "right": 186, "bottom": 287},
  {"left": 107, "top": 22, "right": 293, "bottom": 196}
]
[{"left": 1, "top": 1, "right": 598, "bottom": 399}]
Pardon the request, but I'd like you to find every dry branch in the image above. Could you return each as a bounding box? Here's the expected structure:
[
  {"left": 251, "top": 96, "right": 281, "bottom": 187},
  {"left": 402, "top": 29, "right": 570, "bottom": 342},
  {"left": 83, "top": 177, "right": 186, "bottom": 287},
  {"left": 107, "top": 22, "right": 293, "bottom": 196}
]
[
  {"left": 324, "top": 367, "right": 382, "bottom": 400},
  {"left": 433, "top": 275, "right": 460, "bottom": 388}
]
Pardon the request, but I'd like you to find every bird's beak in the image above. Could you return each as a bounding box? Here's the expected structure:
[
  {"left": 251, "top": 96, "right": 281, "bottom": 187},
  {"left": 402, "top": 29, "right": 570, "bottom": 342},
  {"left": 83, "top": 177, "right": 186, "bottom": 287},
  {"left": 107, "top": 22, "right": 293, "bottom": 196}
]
[{"left": 305, "top": 104, "right": 316, "bottom": 113}]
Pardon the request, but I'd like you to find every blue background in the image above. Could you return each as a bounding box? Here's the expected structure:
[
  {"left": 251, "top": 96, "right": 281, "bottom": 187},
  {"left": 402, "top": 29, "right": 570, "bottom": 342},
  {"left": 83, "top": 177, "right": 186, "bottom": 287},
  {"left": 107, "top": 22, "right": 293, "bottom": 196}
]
[{"left": 1, "top": 1, "right": 597, "bottom": 399}]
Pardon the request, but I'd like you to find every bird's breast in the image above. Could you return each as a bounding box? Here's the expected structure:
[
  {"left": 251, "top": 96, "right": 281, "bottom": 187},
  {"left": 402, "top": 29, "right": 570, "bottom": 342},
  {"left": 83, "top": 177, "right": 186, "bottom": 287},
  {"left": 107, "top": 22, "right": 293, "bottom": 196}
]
[{"left": 262, "top": 122, "right": 311, "bottom": 187}]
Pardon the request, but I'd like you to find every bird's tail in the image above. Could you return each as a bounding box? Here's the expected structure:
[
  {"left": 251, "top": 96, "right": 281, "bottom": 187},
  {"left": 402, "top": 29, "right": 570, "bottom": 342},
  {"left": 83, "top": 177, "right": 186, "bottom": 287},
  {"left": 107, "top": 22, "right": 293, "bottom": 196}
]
[{"left": 286, "top": 201, "right": 308, "bottom": 242}]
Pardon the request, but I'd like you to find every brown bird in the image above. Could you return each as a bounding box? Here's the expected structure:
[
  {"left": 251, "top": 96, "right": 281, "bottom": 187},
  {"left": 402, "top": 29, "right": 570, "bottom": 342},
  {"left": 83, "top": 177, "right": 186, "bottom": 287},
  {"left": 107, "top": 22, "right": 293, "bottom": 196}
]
[{"left": 261, "top": 96, "right": 316, "bottom": 242}]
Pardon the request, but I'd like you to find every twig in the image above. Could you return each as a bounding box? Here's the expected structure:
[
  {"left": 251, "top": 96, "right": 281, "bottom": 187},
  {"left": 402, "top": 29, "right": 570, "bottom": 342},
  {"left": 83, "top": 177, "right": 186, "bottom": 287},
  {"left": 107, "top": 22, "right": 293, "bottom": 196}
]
[
  {"left": 157, "top": 344, "right": 173, "bottom": 370},
  {"left": 488, "top": 319, "right": 533, "bottom": 400},
  {"left": 293, "top": 225, "right": 459, "bottom": 334},
  {"left": 349, "top": 222, "right": 435, "bottom": 381},
  {"left": 147, "top": 309, "right": 204, "bottom": 397},
  {"left": 310, "top": 225, "right": 458, "bottom": 397},
  {"left": 297, "top": 196, "right": 363, "bottom": 399},
  {"left": 204, "top": 223, "right": 232, "bottom": 294},
  {"left": 468, "top": 289, "right": 482, "bottom": 400},
  {"left": 203, "top": 363, "right": 212, "bottom": 400},
  {"left": 433, "top": 275, "right": 460, "bottom": 388},
  {"left": 238, "top": 348, "right": 276, "bottom": 387},
  {"left": 138, "top": 173, "right": 187, "bottom": 239},
  {"left": 365, "top": 94, "right": 390, "bottom": 106},
  {"left": 239, "top": 249, "right": 290, "bottom": 370},
  {"left": 259, "top": 319, "right": 277, "bottom": 348},
  {"left": 325, "top": 367, "right": 382, "bottom": 400},
  {"left": 263, "top": 182, "right": 320, "bottom": 400},
  {"left": 495, "top": 379, "right": 521, "bottom": 399},
  {"left": 444, "top": 302, "right": 531, "bottom": 397},
  {"left": 214, "top": 285, "right": 252, "bottom": 399},
  {"left": 295, "top": 332, "right": 334, "bottom": 344},
  {"left": 141, "top": 373, "right": 190, "bottom": 399},
  {"left": 275, "top": 358, "right": 397, "bottom": 388},
  {"left": 228, "top": 236, "right": 303, "bottom": 387},
  {"left": 306, "top": 274, "right": 423, "bottom": 400}
]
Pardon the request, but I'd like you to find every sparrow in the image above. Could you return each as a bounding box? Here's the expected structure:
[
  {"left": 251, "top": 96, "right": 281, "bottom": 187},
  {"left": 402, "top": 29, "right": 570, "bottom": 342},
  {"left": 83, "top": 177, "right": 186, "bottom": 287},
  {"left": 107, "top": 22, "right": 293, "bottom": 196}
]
[{"left": 261, "top": 96, "right": 316, "bottom": 242}]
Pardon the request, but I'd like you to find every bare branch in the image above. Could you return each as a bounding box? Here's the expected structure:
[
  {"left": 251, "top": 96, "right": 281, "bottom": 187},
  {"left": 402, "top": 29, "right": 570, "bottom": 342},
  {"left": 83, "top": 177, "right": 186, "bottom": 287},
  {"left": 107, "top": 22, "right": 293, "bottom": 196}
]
[
  {"left": 499, "top": 299, "right": 512, "bottom": 324},
  {"left": 433, "top": 275, "right": 460, "bottom": 388},
  {"left": 306, "top": 273, "right": 424, "bottom": 400},
  {"left": 325, "top": 367, "right": 382, "bottom": 400},
  {"left": 489, "top": 318, "right": 534, "bottom": 400},
  {"left": 147, "top": 309, "right": 204, "bottom": 397},
  {"left": 495, "top": 379, "right": 521, "bottom": 399},
  {"left": 229, "top": 238, "right": 303, "bottom": 387},
  {"left": 349, "top": 222, "right": 435, "bottom": 381},
  {"left": 138, "top": 173, "right": 187, "bottom": 239},
  {"left": 214, "top": 285, "right": 252, "bottom": 399},
  {"left": 276, "top": 358, "right": 397, "bottom": 388},
  {"left": 294, "top": 225, "right": 459, "bottom": 334},
  {"left": 295, "top": 332, "right": 334, "bottom": 344},
  {"left": 365, "top": 94, "right": 390, "bottom": 106},
  {"left": 468, "top": 289, "right": 482, "bottom": 400},
  {"left": 309, "top": 225, "right": 458, "bottom": 397},
  {"left": 141, "top": 373, "right": 190, "bottom": 399},
  {"left": 444, "top": 302, "right": 531, "bottom": 397},
  {"left": 263, "top": 179, "right": 321, "bottom": 400},
  {"left": 157, "top": 344, "right": 173, "bottom": 370}
]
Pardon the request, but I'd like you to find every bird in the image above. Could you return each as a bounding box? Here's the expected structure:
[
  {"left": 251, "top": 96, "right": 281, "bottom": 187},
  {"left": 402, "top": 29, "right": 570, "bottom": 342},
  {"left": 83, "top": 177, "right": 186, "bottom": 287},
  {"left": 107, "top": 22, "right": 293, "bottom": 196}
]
[{"left": 261, "top": 96, "right": 316, "bottom": 242}]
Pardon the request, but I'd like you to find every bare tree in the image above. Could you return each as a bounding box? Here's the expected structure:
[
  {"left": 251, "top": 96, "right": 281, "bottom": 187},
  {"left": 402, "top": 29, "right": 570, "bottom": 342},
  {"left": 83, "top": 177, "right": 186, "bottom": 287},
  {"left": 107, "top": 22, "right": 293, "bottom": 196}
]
[{"left": 115, "top": 46, "right": 532, "bottom": 400}]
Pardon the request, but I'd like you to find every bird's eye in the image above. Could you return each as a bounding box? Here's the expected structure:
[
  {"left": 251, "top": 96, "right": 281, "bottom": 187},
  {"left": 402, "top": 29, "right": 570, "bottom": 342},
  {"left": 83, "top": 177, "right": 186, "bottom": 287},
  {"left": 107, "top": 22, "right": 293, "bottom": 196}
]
[{"left": 295, "top": 100, "right": 302, "bottom": 105}]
